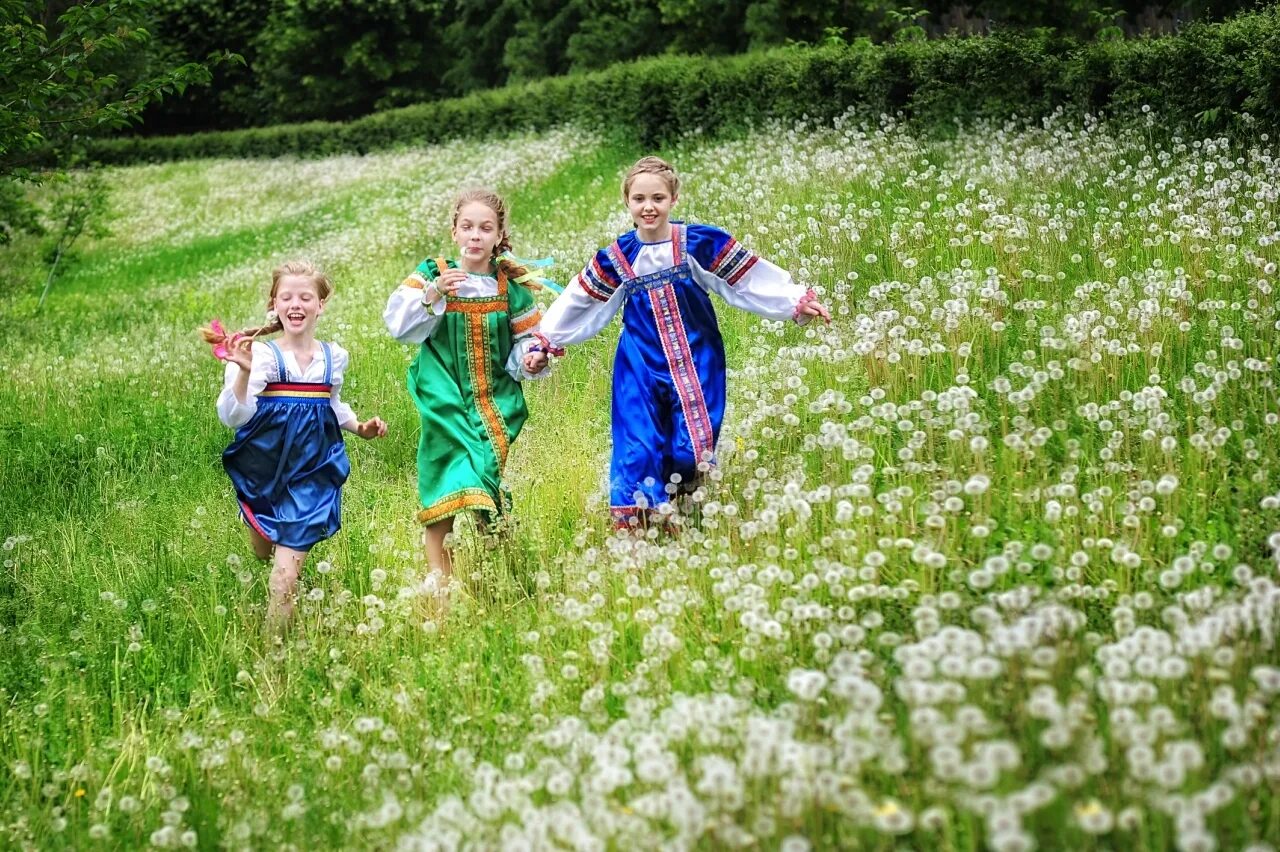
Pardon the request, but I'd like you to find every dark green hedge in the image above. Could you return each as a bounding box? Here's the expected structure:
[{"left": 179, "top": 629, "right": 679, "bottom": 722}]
[{"left": 86, "top": 8, "right": 1280, "bottom": 165}]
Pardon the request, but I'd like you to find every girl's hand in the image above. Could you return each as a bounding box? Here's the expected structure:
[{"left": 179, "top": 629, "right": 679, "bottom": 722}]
[
  {"left": 797, "top": 298, "right": 832, "bottom": 324},
  {"left": 524, "top": 351, "right": 549, "bottom": 375},
  {"left": 224, "top": 335, "right": 254, "bottom": 371},
  {"left": 355, "top": 417, "right": 388, "bottom": 440},
  {"left": 434, "top": 268, "right": 467, "bottom": 297}
]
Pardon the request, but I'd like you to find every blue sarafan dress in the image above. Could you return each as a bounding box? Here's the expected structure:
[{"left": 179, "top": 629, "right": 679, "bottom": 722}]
[
  {"left": 540, "top": 222, "right": 818, "bottom": 527},
  {"left": 218, "top": 340, "right": 354, "bottom": 549}
]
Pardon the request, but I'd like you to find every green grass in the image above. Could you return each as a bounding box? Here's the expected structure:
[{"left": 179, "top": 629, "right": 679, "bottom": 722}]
[{"left": 0, "top": 115, "right": 1278, "bottom": 849}]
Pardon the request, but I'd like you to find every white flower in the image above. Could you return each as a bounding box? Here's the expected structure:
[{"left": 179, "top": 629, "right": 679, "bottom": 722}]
[{"left": 786, "top": 668, "right": 828, "bottom": 701}]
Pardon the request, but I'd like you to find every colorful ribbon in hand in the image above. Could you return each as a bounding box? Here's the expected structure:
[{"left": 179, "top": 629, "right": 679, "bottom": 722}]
[{"left": 206, "top": 319, "right": 247, "bottom": 361}]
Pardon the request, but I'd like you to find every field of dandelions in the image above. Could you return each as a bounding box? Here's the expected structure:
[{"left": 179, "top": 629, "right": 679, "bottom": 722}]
[{"left": 0, "top": 111, "right": 1278, "bottom": 851}]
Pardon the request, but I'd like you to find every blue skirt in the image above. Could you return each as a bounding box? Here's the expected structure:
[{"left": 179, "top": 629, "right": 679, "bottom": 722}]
[{"left": 223, "top": 385, "right": 350, "bottom": 550}]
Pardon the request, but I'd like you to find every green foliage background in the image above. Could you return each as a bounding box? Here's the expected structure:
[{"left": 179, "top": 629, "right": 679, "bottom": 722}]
[
  {"left": 87, "top": 7, "right": 1280, "bottom": 166},
  {"left": 139, "top": 0, "right": 1264, "bottom": 132}
]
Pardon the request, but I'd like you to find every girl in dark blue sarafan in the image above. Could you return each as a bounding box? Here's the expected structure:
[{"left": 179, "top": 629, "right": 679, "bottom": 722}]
[
  {"left": 203, "top": 260, "right": 387, "bottom": 629},
  {"left": 540, "top": 157, "right": 831, "bottom": 530}
]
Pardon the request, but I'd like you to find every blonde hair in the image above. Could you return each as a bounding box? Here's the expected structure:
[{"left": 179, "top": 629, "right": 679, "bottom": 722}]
[
  {"left": 200, "top": 259, "right": 333, "bottom": 345},
  {"left": 451, "top": 188, "right": 529, "bottom": 284},
  {"left": 622, "top": 156, "right": 680, "bottom": 199}
]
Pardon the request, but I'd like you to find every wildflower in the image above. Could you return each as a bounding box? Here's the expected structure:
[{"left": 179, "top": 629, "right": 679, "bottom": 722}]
[{"left": 1075, "top": 800, "right": 1114, "bottom": 834}]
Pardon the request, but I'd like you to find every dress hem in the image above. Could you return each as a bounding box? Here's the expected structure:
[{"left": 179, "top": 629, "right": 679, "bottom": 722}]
[{"left": 418, "top": 489, "right": 499, "bottom": 525}]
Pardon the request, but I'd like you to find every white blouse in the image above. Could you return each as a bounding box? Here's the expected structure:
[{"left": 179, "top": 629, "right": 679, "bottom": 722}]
[
  {"left": 541, "top": 239, "right": 812, "bottom": 348},
  {"left": 216, "top": 341, "right": 358, "bottom": 430},
  {"left": 383, "top": 272, "right": 546, "bottom": 381}
]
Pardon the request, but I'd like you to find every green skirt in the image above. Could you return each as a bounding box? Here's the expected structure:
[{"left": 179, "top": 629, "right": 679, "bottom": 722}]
[{"left": 409, "top": 303, "right": 528, "bottom": 524}]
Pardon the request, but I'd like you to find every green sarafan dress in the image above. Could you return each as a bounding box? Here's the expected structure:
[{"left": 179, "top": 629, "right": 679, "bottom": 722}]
[{"left": 383, "top": 256, "right": 544, "bottom": 524}]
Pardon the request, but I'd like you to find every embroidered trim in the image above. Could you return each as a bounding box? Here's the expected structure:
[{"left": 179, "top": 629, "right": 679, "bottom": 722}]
[
  {"left": 531, "top": 332, "right": 564, "bottom": 357},
  {"left": 793, "top": 287, "right": 820, "bottom": 322},
  {"left": 442, "top": 266, "right": 509, "bottom": 314},
  {"left": 261, "top": 382, "right": 332, "bottom": 393},
  {"left": 259, "top": 381, "right": 333, "bottom": 400},
  {"left": 624, "top": 262, "right": 690, "bottom": 296},
  {"left": 446, "top": 299, "right": 506, "bottom": 315},
  {"left": 710, "top": 238, "right": 759, "bottom": 286},
  {"left": 510, "top": 306, "right": 541, "bottom": 335},
  {"left": 418, "top": 488, "right": 497, "bottom": 525},
  {"left": 467, "top": 314, "right": 510, "bottom": 471},
  {"left": 648, "top": 283, "right": 715, "bottom": 466},
  {"left": 578, "top": 255, "right": 617, "bottom": 302},
  {"left": 258, "top": 390, "right": 332, "bottom": 400},
  {"left": 402, "top": 274, "right": 427, "bottom": 290},
  {"left": 577, "top": 273, "right": 609, "bottom": 303},
  {"left": 607, "top": 241, "right": 636, "bottom": 282}
]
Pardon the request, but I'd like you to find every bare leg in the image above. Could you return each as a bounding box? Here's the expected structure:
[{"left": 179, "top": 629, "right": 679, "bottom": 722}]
[
  {"left": 267, "top": 545, "right": 307, "bottom": 629},
  {"left": 248, "top": 527, "right": 273, "bottom": 561},
  {"left": 423, "top": 517, "right": 456, "bottom": 578},
  {"left": 417, "top": 518, "right": 458, "bottom": 622}
]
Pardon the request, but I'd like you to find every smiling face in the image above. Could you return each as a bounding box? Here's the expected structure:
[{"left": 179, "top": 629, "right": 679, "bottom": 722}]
[
  {"left": 452, "top": 200, "right": 502, "bottom": 272},
  {"left": 270, "top": 273, "right": 325, "bottom": 336},
  {"left": 626, "top": 172, "right": 677, "bottom": 242}
]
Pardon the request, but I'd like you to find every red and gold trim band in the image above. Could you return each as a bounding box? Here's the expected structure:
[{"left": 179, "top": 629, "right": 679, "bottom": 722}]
[
  {"left": 260, "top": 382, "right": 332, "bottom": 399},
  {"left": 417, "top": 490, "right": 497, "bottom": 525},
  {"left": 446, "top": 299, "right": 506, "bottom": 315},
  {"left": 468, "top": 315, "right": 510, "bottom": 469},
  {"left": 510, "top": 309, "right": 541, "bottom": 335}
]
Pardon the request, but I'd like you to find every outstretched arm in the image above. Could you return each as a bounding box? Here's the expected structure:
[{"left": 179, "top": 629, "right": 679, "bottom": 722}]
[
  {"left": 689, "top": 232, "right": 829, "bottom": 324},
  {"left": 344, "top": 417, "right": 388, "bottom": 439},
  {"left": 327, "top": 345, "right": 388, "bottom": 440},
  {"left": 539, "top": 257, "right": 626, "bottom": 350}
]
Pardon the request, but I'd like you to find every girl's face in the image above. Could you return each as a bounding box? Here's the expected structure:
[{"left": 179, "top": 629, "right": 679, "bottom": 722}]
[
  {"left": 271, "top": 274, "right": 325, "bottom": 336},
  {"left": 452, "top": 201, "right": 501, "bottom": 271},
  {"left": 626, "top": 173, "right": 677, "bottom": 240}
]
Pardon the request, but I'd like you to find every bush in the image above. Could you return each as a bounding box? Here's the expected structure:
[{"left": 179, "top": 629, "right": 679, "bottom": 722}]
[{"left": 84, "top": 7, "right": 1280, "bottom": 165}]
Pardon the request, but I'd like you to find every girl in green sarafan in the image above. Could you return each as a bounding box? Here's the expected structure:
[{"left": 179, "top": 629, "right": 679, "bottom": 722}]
[{"left": 384, "top": 188, "right": 555, "bottom": 581}]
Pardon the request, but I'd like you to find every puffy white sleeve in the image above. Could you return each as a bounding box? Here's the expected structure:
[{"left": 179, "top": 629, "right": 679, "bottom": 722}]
[
  {"left": 215, "top": 343, "right": 270, "bottom": 429},
  {"left": 540, "top": 276, "right": 625, "bottom": 349},
  {"left": 504, "top": 335, "right": 543, "bottom": 382},
  {"left": 383, "top": 275, "right": 446, "bottom": 344},
  {"left": 689, "top": 254, "right": 813, "bottom": 324},
  {"left": 327, "top": 344, "right": 359, "bottom": 429}
]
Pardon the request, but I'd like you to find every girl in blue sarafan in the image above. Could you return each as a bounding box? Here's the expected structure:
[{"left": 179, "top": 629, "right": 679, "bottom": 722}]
[
  {"left": 202, "top": 260, "right": 387, "bottom": 628},
  {"left": 540, "top": 156, "right": 830, "bottom": 530}
]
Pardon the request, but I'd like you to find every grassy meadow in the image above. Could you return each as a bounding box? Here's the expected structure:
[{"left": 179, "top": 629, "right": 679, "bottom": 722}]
[{"left": 0, "top": 114, "right": 1278, "bottom": 850}]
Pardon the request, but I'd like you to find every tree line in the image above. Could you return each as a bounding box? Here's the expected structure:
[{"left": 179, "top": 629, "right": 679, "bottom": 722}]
[{"left": 142, "top": 0, "right": 1261, "bottom": 133}]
